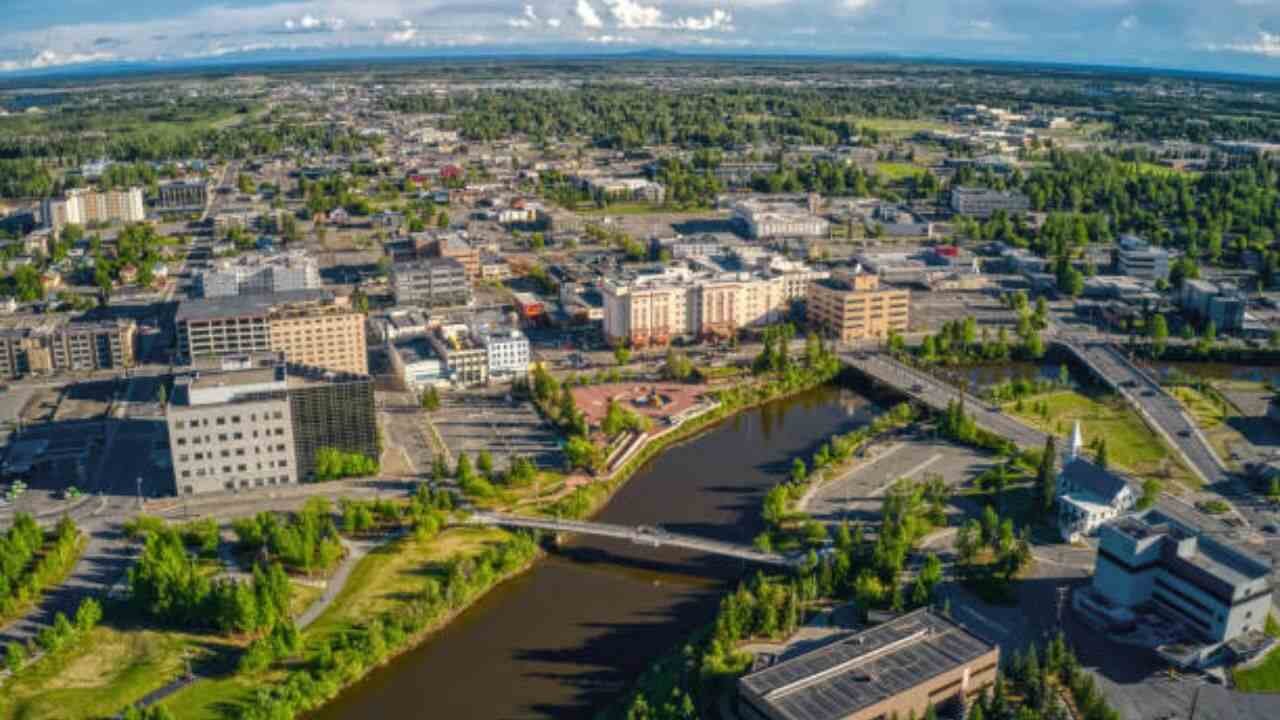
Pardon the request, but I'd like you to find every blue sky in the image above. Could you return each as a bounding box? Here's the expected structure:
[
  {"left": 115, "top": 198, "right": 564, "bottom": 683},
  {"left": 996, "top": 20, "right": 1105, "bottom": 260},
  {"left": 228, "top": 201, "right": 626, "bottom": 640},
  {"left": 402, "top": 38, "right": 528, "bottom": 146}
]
[{"left": 6, "top": 1, "right": 1280, "bottom": 76}]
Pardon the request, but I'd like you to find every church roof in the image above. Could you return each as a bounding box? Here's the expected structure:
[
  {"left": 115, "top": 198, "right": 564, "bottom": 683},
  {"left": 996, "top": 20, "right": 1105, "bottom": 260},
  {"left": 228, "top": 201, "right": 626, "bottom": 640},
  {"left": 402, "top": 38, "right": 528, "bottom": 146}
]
[{"left": 1060, "top": 458, "right": 1129, "bottom": 504}]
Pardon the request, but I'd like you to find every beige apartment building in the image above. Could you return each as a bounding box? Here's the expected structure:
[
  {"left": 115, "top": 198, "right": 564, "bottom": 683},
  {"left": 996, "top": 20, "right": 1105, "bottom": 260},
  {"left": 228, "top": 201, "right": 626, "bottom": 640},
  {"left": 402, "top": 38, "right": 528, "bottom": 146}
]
[
  {"left": 0, "top": 316, "right": 135, "bottom": 378},
  {"left": 176, "top": 289, "right": 367, "bottom": 375},
  {"left": 807, "top": 271, "right": 910, "bottom": 343},
  {"left": 42, "top": 188, "right": 145, "bottom": 233}
]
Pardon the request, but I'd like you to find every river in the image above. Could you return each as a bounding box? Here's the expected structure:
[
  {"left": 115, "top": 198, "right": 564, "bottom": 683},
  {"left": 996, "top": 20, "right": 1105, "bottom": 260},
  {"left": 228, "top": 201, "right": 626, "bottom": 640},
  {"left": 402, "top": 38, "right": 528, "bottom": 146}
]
[{"left": 310, "top": 385, "right": 878, "bottom": 720}]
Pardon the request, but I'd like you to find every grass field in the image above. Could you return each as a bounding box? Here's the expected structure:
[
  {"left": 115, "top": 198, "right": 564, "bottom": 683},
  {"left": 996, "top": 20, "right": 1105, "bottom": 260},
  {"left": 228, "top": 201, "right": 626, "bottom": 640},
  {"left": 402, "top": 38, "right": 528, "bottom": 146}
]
[
  {"left": 0, "top": 627, "right": 229, "bottom": 720},
  {"left": 874, "top": 162, "right": 926, "bottom": 181},
  {"left": 847, "top": 116, "right": 949, "bottom": 136},
  {"left": 577, "top": 202, "right": 711, "bottom": 216},
  {"left": 1006, "top": 390, "right": 1197, "bottom": 488},
  {"left": 159, "top": 526, "right": 513, "bottom": 719},
  {"left": 1234, "top": 646, "right": 1280, "bottom": 692}
]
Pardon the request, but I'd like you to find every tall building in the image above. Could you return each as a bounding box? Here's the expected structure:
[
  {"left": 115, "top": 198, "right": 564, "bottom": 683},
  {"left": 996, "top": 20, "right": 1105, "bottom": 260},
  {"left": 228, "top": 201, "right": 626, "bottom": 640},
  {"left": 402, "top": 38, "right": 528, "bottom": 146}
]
[
  {"left": 166, "top": 354, "right": 378, "bottom": 494},
  {"left": 806, "top": 271, "right": 910, "bottom": 343},
  {"left": 42, "top": 188, "right": 145, "bottom": 232},
  {"left": 175, "top": 290, "right": 367, "bottom": 375},
  {"left": 949, "top": 186, "right": 1031, "bottom": 218},
  {"left": 0, "top": 316, "right": 135, "bottom": 379},
  {"left": 1077, "top": 509, "right": 1273, "bottom": 663},
  {"left": 157, "top": 181, "right": 210, "bottom": 211},
  {"left": 737, "top": 608, "right": 999, "bottom": 720},
  {"left": 196, "top": 252, "right": 321, "bottom": 298},
  {"left": 1116, "top": 234, "right": 1171, "bottom": 282},
  {"left": 390, "top": 257, "right": 472, "bottom": 308}
]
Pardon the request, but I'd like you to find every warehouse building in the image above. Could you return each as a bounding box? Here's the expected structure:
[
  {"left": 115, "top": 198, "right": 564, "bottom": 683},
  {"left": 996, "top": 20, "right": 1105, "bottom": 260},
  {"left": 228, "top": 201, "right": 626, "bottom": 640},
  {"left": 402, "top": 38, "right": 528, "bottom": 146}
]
[{"left": 737, "top": 609, "right": 999, "bottom": 720}]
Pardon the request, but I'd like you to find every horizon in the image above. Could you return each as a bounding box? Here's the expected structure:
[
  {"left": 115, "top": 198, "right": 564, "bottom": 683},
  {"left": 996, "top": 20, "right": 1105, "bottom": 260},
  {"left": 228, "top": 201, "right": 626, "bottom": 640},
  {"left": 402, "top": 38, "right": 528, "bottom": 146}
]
[{"left": 8, "top": 0, "right": 1280, "bottom": 81}]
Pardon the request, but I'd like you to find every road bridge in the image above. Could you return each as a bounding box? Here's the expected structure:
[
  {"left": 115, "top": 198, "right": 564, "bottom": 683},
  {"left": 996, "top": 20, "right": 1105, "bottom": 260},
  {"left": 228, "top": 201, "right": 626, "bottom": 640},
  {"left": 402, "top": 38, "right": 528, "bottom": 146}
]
[
  {"left": 839, "top": 351, "right": 1049, "bottom": 450},
  {"left": 468, "top": 512, "right": 802, "bottom": 568}
]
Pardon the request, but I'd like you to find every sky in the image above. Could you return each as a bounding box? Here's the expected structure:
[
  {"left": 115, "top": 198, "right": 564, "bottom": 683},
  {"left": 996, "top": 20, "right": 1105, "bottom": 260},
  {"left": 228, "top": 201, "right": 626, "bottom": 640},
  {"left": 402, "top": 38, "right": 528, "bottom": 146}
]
[{"left": 6, "top": 1, "right": 1280, "bottom": 77}]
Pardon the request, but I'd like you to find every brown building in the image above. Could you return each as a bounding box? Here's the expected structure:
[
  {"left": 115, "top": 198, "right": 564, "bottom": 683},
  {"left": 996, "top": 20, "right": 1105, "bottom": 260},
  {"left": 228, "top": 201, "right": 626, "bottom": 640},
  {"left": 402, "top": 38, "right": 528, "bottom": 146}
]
[
  {"left": 738, "top": 609, "right": 999, "bottom": 720},
  {"left": 0, "top": 316, "right": 135, "bottom": 378},
  {"left": 431, "top": 235, "right": 481, "bottom": 282},
  {"left": 807, "top": 271, "right": 909, "bottom": 343},
  {"left": 176, "top": 290, "right": 367, "bottom": 375}
]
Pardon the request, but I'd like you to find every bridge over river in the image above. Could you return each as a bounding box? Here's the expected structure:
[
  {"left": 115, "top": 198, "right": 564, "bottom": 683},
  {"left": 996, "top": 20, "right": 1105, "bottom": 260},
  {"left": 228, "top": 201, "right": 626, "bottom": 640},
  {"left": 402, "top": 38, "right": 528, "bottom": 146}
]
[{"left": 468, "top": 512, "right": 803, "bottom": 568}]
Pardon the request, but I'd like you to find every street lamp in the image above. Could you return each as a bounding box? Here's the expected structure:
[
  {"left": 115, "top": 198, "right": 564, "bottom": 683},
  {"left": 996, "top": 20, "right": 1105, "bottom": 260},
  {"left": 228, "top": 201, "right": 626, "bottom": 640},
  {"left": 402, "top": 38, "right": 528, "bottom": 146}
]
[{"left": 136, "top": 476, "right": 143, "bottom": 508}]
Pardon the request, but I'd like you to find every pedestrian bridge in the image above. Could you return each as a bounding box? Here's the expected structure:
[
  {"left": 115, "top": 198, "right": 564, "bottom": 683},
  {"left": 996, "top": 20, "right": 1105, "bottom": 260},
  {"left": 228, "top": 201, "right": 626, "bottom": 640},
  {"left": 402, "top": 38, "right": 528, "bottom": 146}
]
[{"left": 468, "top": 512, "right": 802, "bottom": 568}]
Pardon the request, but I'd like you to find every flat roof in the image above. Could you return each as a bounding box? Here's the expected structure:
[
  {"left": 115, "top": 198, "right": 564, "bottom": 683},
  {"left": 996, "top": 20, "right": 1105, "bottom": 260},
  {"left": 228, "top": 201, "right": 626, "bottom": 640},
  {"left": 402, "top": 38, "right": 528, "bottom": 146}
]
[
  {"left": 176, "top": 289, "right": 332, "bottom": 323},
  {"left": 188, "top": 365, "right": 283, "bottom": 391},
  {"left": 739, "top": 609, "right": 995, "bottom": 720}
]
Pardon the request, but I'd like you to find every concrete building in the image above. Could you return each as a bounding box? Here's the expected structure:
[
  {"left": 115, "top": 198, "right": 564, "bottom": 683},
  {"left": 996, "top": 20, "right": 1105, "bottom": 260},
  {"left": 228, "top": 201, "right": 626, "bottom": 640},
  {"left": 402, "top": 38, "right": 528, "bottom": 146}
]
[
  {"left": 1084, "top": 509, "right": 1273, "bottom": 651},
  {"left": 175, "top": 289, "right": 367, "bottom": 375},
  {"left": 157, "top": 181, "right": 210, "bottom": 211},
  {"left": 580, "top": 176, "right": 666, "bottom": 204},
  {"left": 948, "top": 186, "right": 1031, "bottom": 218},
  {"left": 196, "top": 252, "right": 321, "bottom": 298},
  {"left": 473, "top": 322, "right": 531, "bottom": 379},
  {"left": 167, "top": 354, "right": 378, "bottom": 494},
  {"left": 806, "top": 271, "right": 910, "bottom": 343},
  {"left": 390, "top": 257, "right": 472, "bottom": 308},
  {"left": 733, "top": 197, "right": 829, "bottom": 239},
  {"left": 0, "top": 316, "right": 135, "bottom": 378},
  {"left": 1116, "top": 234, "right": 1171, "bottom": 282},
  {"left": 1056, "top": 422, "right": 1135, "bottom": 542},
  {"left": 427, "top": 324, "right": 489, "bottom": 387},
  {"left": 1180, "top": 279, "right": 1246, "bottom": 332},
  {"left": 737, "top": 609, "right": 999, "bottom": 720},
  {"left": 423, "top": 233, "right": 481, "bottom": 282},
  {"left": 390, "top": 338, "right": 445, "bottom": 390},
  {"left": 42, "top": 188, "right": 145, "bottom": 232},
  {"left": 167, "top": 356, "right": 297, "bottom": 495}
]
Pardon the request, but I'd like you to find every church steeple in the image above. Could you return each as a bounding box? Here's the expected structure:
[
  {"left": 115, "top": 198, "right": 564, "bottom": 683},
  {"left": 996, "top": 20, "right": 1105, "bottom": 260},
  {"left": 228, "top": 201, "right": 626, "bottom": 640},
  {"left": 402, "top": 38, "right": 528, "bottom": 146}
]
[{"left": 1069, "top": 420, "right": 1084, "bottom": 462}]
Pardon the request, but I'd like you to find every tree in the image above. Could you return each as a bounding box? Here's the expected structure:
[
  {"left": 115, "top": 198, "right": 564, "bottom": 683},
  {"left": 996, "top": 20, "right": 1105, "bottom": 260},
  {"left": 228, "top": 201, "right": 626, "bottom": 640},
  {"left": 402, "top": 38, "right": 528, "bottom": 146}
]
[
  {"left": 236, "top": 173, "right": 255, "bottom": 194},
  {"left": 790, "top": 458, "right": 808, "bottom": 484},
  {"left": 1139, "top": 478, "right": 1161, "bottom": 510},
  {"left": 455, "top": 453, "right": 474, "bottom": 483},
  {"left": 1037, "top": 436, "right": 1058, "bottom": 517},
  {"left": 564, "top": 436, "right": 601, "bottom": 473},
  {"left": 1149, "top": 313, "right": 1169, "bottom": 357},
  {"left": 156, "top": 384, "right": 167, "bottom": 407},
  {"left": 1095, "top": 437, "right": 1109, "bottom": 470},
  {"left": 477, "top": 450, "right": 494, "bottom": 479},
  {"left": 613, "top": 346, "right": 632, "bottom": 366},
  {"left": 437, "top": 211, "right": 450, "bottom": 228},
  {"left": 420, "top": 386, "right": 441, "bottom": 412}
]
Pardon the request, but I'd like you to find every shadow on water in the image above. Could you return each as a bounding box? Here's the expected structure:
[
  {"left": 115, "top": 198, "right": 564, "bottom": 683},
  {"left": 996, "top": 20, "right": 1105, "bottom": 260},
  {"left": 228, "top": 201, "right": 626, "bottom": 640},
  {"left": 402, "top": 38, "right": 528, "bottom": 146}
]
[{"left": 308, "top": 385, "right": 877, "bottom": 720}]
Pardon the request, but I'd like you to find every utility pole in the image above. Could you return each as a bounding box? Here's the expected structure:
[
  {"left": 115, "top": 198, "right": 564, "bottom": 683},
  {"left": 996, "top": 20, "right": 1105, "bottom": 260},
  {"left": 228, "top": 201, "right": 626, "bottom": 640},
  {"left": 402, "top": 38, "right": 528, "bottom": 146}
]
[{"left": 136, "top": 476, "right": 143, "bottom": 509}]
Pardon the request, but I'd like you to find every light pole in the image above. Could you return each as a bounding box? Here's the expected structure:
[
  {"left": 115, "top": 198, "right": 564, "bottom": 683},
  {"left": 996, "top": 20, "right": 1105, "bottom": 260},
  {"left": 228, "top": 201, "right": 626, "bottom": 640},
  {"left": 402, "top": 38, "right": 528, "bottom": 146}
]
[{"left": 136, "top": 476, "right": 143, "bottom": 509}]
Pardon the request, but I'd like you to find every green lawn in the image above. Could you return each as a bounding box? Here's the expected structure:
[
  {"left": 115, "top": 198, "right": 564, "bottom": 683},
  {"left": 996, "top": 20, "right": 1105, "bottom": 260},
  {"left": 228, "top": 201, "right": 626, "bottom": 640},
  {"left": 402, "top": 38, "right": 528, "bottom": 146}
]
[
  {"left": 847, "top": 116, "right": 949, "bottom": 137},
  {"left": 1169, "top": 385, "right": 1246, "bottom": 470},
  {"left": 1006, "top": 390, "right": 1198, "bottom": 489},
  {"left": 577, "top": 202, "right": 713, "bottom": 216},
  {"left": 874, "top": 162, "right": 926, "bottom": 181},
  {"left": 1234, "top": 646, "right": 1280, "bottom": 692},
  {"left": 0, "top": 627, "right": 225, "bottom": 720}
]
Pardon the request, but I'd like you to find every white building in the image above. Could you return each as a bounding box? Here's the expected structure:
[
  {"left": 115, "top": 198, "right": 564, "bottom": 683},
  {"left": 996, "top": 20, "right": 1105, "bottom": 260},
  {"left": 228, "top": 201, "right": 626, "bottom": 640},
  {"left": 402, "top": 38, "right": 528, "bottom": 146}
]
[
  {"left": 732, "top": 198, "right": 829, "bottom": 239},
  {"left": 475, "top": 325, "right": 530, "bottom": 378},
  {"left": 391, "top": 337, "right": 446, "bottom": 390},
  {"left": 197, "top": 252, "right": 321, "bottom": 298},
  {"left": 1081, "top": 509, "right": 1272, "bottom": 655},
  {"left": 42, "top": 188, "right": 145, "bottom": 232},
  {"left": 1057, "top": 422, "right": 1135, "bottom": 542},
  {"left": 1116, "top": 234, "right": 1171, "bottom": 282}
]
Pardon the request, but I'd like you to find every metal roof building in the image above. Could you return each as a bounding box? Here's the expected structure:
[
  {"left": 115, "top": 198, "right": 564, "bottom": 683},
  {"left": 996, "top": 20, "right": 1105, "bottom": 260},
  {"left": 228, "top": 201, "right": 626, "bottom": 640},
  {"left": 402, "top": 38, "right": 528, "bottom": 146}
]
[{"left": 737, "top": 609, "right": 999, "bottom": 720}]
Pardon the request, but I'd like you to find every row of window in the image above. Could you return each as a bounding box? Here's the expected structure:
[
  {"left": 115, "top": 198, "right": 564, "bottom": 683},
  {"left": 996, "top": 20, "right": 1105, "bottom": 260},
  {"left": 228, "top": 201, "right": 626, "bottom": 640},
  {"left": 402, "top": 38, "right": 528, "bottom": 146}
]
[
  {"left": 179, "top": 458, "right": 289, "bottom": 479},
  {"left": 178, "top": 443, "right": 288, "bottom": 462},
  {"left": 174, "top": 411, "right": 284, "bottom": 429},
  {"left": 175, "top": 427, "right": 287, "bottom": 445}
]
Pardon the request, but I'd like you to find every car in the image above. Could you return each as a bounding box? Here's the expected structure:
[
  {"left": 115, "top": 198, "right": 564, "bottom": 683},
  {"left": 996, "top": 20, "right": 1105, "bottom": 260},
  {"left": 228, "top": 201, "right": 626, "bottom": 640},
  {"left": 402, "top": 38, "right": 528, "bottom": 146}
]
[
  {"left": 1263, "top": 524, "right": 1278, "bottom": 534},
  {"left": 1178, "top": 429, "right": 1192, "bottom": 437},
  {"left": 911, "top": 383, "right": 924, "bottom": 393}
]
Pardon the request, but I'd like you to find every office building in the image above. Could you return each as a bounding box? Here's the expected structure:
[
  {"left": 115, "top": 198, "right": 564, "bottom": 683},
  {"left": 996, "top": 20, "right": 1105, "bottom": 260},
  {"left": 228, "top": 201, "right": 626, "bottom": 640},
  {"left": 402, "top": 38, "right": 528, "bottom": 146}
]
[
  {"left": 167, "top": 355, "right": 378, "bottom": 494},
  {"left": 737, "top": 608, "right": 999, "bottom": 720},
  {"left": 175, "top": 290, "right": 367, "bottom": 375},
  {"left": 391, "top": 257, "right": 472, "bottom": 308},
  {"left": 42, "top": 188, "right": 145, "bottom": 232},
  {"left": 579, "top": 176, "right": 666, "bottom": 204},
  {"left": 733, "top": 197, "right": 829, "bottom": 239},
  {"left": 196, "top": 252, "right": 321, "bottom": 298},
  {"left": 167, "top": 356, "right": 297, "bottom": 495},
  {"left": 428, "top": 324, "right": 489, "bottom": 387},
  {"left": 0, "top": 316, "right": 135, "bottom": 379},
  {"left": 1080, "top": 509, "right": 1272, "bottom": 655},
  {"left": 1116, "top": 234, "right": 1171, "bottom": 282},
  {"left": 429, "top": 234, "right": 481, "bottom": 281},
  {"left": 390, "top": 338, "right": 445, "bottom": 390},
  {"left": 157, "top": 181, "right": 210, "bottom": 211},
  {"left": 948, "top": 186, "right": 1031, "bottom": 218},
  {"left": 473, "top": 322, "right": 530, "bottom": 378},
  {"left": 1180, "top": 280, "right": 1246, "bottom": 332},
  {"left": 807, "top": 271, "right": 910, "bottom": 343}
]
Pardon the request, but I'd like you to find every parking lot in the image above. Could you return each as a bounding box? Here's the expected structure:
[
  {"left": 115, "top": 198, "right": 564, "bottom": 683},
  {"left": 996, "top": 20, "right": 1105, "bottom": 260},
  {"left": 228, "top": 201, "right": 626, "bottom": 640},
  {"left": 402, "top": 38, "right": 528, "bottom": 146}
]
[
  {"left": 801, "top": 433, "right": 996, "bottom": 524},
  {"left": 433, "top": 388, "right": 563, "bottom": 471}
]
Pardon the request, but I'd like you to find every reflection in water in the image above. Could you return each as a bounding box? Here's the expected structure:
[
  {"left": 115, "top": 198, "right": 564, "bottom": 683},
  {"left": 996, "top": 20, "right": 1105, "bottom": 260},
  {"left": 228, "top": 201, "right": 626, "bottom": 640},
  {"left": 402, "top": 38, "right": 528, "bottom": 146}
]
[
  {"left": 1144, "top": 361, "right": 1280, "bottom": 385},
  {"left": 310, "top": 386, "right": 875, "bottom": 720}
]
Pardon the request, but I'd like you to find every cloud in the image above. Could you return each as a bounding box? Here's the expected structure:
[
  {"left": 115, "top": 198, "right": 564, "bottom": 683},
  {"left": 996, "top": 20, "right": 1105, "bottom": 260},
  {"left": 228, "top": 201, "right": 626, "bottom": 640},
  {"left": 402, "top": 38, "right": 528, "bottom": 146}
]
[
  {"left": 281, "top": 14, "right": 346, "bottom": 34},
  {"left": 606, "top": 0, "right": 663, "bottom": 30},
  {"left": 547, "top": 18, "right": 562, "bottom": 28},
  {"left": 588, "top": 34, "right": 636, "bottom": 44},
  {"left": 576, "top": 0, "right": 604, "bottom": 29},
  {"left": 385, "top": 20, "right": 418, "bottom": 45},
  {"left": 0, "top": 49, "right": 117, "bottom": 72},
  {"left": 1119, "top": 15, "right": 1138, "bottom": 31},
  {"left": 508, "top": 5, "right": 539, "bottom": 29},
  {"left": 1210, "top": 31, "right": 1280, "bottom": 57},
  {"left": 672, "top": 9, "right": 733, "bottom": 32},
  {"left": 969, "top": 20, "right": 995, "bottom": 33}
]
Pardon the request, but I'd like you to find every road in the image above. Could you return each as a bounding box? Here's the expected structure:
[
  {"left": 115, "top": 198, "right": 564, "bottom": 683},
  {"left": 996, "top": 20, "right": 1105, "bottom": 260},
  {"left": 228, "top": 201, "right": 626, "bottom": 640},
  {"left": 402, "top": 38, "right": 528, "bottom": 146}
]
[{"left": 840, "top": 351, "right": 1049, "bottom": 450}]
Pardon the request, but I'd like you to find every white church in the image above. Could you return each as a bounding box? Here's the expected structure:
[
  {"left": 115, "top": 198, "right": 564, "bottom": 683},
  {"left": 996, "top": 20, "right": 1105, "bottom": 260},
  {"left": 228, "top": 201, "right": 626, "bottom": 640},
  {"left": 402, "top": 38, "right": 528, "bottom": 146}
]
[{"left": 1056, "top": 421, "right": 1135, "bottom": 542}]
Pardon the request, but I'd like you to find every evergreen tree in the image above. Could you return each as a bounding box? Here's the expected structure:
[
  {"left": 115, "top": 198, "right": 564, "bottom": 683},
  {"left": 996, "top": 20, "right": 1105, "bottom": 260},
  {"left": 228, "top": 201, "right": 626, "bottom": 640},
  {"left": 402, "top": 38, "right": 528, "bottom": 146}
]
[{"left": 1037, "top": 436, "right": 1057, "bottom": 516}]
